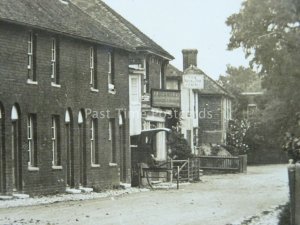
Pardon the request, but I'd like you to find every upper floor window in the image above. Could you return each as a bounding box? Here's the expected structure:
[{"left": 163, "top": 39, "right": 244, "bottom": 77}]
[
  {"left": 108, "top": 51, "right": 115, "bottom": 92},
  {"left": 27, "top": 114, "right": 37, "bottom": 167},
  {"left": 194, "top": 92, "right": 198, "bottom": 119},
  {"left": 27, "top": 31, "right": 37, "bottom": 82},
  {"left": 90, "top": 47, "right": 97, "bottom": 90},
  {"left": 160, "top": 63, "right": 165, "bottom": 89},
  {"left": 51, "top": 38, "right": 60, "bottom": 85},
  {"left": 144, "top": 59, "right": 150, "bottom": 94}
]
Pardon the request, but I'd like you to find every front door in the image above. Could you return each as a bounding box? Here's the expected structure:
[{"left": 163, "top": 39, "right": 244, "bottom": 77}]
[
  {"left": 79, "top": 121, "right": 87, "bottom": 187},
  {"left": 12, "top": 120, "right": 22, "bottom": 192},
  {"left": 66, "top": 122, "right": 74, "bottom": 188},
  {"left": 65, "top": 109, "right": 75, "bottom": 188},
  {"left": 119, "top": 113, "right": 127, "bottom": 182}
]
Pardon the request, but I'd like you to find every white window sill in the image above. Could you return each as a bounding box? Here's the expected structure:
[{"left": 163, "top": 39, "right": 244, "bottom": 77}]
[
  {"left": 90, "top": 87, "right": 99, "bottom": 93},
  {"left": 28, "top": 166, "right": 39, "bottom": 171},
  {"left": 27, "top": 79, "right": 38, "bottom": 85},
  {"left": 51, "top": 82, "right": 61, "bottom": 88},
  {"left": 52, "top": 165, "right": 63, "bottom": 170},
  {"left": 109, "top": 163, "right": 118, "bottom": 167},
  {"left": 91, "top": 164, "right": 100, "bottom": 168}
]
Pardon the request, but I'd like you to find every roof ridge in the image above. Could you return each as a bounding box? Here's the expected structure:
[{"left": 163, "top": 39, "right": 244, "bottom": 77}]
[
  {"left": 98, "top": 0, "right": 173, "bottom": 59},
  {"left": 0, "top": 0, "right": 134, "bottom": 50},
  {"left": 95, "top": 0, "right": 145, "bottom": 46},
  {"left": 69, "top": 0, "right": 134, "bottom": 48}
]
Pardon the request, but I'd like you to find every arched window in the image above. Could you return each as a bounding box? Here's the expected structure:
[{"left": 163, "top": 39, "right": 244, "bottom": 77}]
[
  {"left": 65, "top": 109, "right": 71, "bottom": 124},
  {"left": 78, "top": 111, "right": 84, "bottom": 124},
  {"left": 11, "top": 105, "right": 19, "bottom": 121}
]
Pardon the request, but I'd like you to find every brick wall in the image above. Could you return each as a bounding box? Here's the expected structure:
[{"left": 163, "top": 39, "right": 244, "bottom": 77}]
[
  {"left": 198, "top": 95, "right": 223, "bottom": 144},
  {"left": 0, "top": 22, "right": 131, "bottom": 196}
]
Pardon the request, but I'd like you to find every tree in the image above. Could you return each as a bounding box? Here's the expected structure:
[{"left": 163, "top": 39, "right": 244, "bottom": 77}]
[
  {"left": 219, "top": 65, "right": 262, "bottom": 119},
  {"left": 227, "top": 0, "right": 300, "bottom": 138}
]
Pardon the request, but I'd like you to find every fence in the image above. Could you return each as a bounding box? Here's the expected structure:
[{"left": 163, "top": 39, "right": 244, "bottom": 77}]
[
  {"left": 288, "top": 162, "right": 300, "bottom": 225},
  {"left": 169, "top": 155, "right": 247, "bottom": 182},
  {"left": 197, "top": 155, "right": 247, "bottom": 173},
  {"left": 170, "top": 159, "right": 201, "bottom": 182}
]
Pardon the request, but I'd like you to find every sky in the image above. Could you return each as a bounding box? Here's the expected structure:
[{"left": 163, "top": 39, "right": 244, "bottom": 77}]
[{"left": 102, "top": 0, "right": 249, "bottom": 80}]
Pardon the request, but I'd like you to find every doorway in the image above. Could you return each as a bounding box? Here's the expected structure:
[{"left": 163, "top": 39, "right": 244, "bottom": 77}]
[
  {"left": 65, "top": 109, "right": 75, "bottom": 188},
  {"left": 11, "top": 105, "right": 22, "bottom": 192},
  {"left": 119, "top": 112, "right": 127, "bottom": 182},
  {"left": 78, "top": 110, "right": 87, "bottom": 187}
]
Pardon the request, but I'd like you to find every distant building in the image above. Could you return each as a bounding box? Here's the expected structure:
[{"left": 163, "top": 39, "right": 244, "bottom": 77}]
[
  {"left": 240, "top": 78, "right": 264, "bottom": 120},
  {"left": 166, "top": 50, "right": 232, "bottom": 154}
]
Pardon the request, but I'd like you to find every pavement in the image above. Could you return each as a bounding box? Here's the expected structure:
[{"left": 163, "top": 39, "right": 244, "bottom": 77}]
[{"left": 0, "top": 164, "right": 289, "bottom": 225}]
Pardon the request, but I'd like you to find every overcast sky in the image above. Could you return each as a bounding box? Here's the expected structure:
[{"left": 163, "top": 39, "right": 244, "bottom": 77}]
[{"left": 103, "top": 0, "right": 249, "bottom": 80}]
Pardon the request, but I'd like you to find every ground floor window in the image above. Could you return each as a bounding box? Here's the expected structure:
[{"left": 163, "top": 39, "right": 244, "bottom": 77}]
[
  {"left": 27, "top": 113, "right": 37, "bottom": 167},
  {"left": 51, "top": 115, "right": 61, "bottom": 166},
  {"left": 90, "top": 118, "right": 99, "bottom": 165}
]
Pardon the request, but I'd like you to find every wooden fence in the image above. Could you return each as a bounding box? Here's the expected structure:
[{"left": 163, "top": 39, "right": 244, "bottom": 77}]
[
  {"left": 170, "top": 155, "right": 247, "bottom": 182},
  {"left": 197, "top": 155, "right": 247, "bottom": 173}
]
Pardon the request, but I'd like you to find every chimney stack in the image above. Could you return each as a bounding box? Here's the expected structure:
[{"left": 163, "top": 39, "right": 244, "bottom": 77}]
[{"left": 182, "top": 49, "right": 198, "bottom": 71}]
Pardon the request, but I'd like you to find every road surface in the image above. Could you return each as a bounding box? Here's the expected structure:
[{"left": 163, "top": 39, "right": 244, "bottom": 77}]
[{"left": 0, "top": 164, "right": 289, "bottom": 225}]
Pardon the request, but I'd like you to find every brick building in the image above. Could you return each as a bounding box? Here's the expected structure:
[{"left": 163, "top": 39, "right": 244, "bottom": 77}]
[
  {"left": 0, "top": 0, "right": 172, "bottom": 196},
  {"left": 71, "top": 0, "right": 174, "bottom": 182},
  {"left": 166, "top": 49, "right": 232, "bottom": 153}
]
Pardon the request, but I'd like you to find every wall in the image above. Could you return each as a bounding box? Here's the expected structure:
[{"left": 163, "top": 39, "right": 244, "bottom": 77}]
[
  {"left": 0, "top": 22, "right": 131, "bottom": 195},
  {"left": 198, "top": 95, "right": 223, "bottom": 144}
]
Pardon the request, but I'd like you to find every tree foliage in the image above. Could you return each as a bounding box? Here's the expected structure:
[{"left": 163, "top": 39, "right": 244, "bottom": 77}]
[
  {"left": 219, "top": 65, "right": 262, "bottom": 119},
  {"left": 168, "top": 129, "right": 192, "bottom": 160},
  {"left": 227, "top": 0, "right": 300, "bottom": 137},
  {"left": 226, "top": 119, "right": 250, "bottom": 155}
]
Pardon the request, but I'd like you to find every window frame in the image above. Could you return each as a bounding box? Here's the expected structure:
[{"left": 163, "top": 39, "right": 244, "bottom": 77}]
[
  {"left": 108, "top": 51, "right": 115, "bottom": 93},
  {"left": 108, "top": 119, "right": 116, "bottom": 164},
  {"left": 50, "top": 38, "right": 60, "bottom": 86},
  {"left": 27, "top": 114, "right": 38, "bottom": 168},
  {"left": 89, "top": 46, "right": 98, "bottom": 90},
  {"left": 27, "top": 31, "right": 37, "bottom": 83},
  {"left": 51, "top": 115, "right": 61, "bottom": 168},
  {"left": 90, "top": 118, "right": 99, "bottom": 166}
]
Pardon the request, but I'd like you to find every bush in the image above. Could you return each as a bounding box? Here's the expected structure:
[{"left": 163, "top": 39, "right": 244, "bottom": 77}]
[
  {"left": 226, "top": 119, "right": 250, "bottom": 155},
  {"left": 168, "top": 129, "right": 192, "bottom": 160}
]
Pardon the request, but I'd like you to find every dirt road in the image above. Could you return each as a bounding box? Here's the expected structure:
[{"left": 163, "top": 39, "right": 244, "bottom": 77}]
[{"left": 0, "top": 165, "right": 289, "bottom": 225}]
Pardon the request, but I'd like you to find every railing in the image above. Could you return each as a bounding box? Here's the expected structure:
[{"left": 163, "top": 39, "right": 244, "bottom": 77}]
[
  {"left": 170, "top": 158, "right": 201, "bottom": 182},
  {"left": 169, "top": 155, "right": 247, "bottom": 182},
  {"left": 197, "top": 155, "right": 247, "bottom": 173}
]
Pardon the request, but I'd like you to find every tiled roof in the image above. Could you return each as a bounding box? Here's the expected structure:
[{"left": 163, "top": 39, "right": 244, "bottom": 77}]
[
  {"left": 200, "top": 74, "right": 232, "bottom": 96},
  {"left": 166, "top": 64, "right": 183, "bottom": 79},
  {"left": 0, "top": 0, "right": 133, "bottom": 50},
  {"left": 72, "top": 0, "right": 174, "bottom": 60},
  {"left": 0, "top": 0, "right": 174, "bottom": 59}
]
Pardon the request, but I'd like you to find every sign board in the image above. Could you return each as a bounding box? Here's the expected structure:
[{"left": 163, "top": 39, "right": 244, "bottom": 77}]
[
  {"left": 151, "top": 89, "right": 181, "bottom": 108},
  {"left": 182, "top": 74, "right": 204, "bottom": 89}
]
